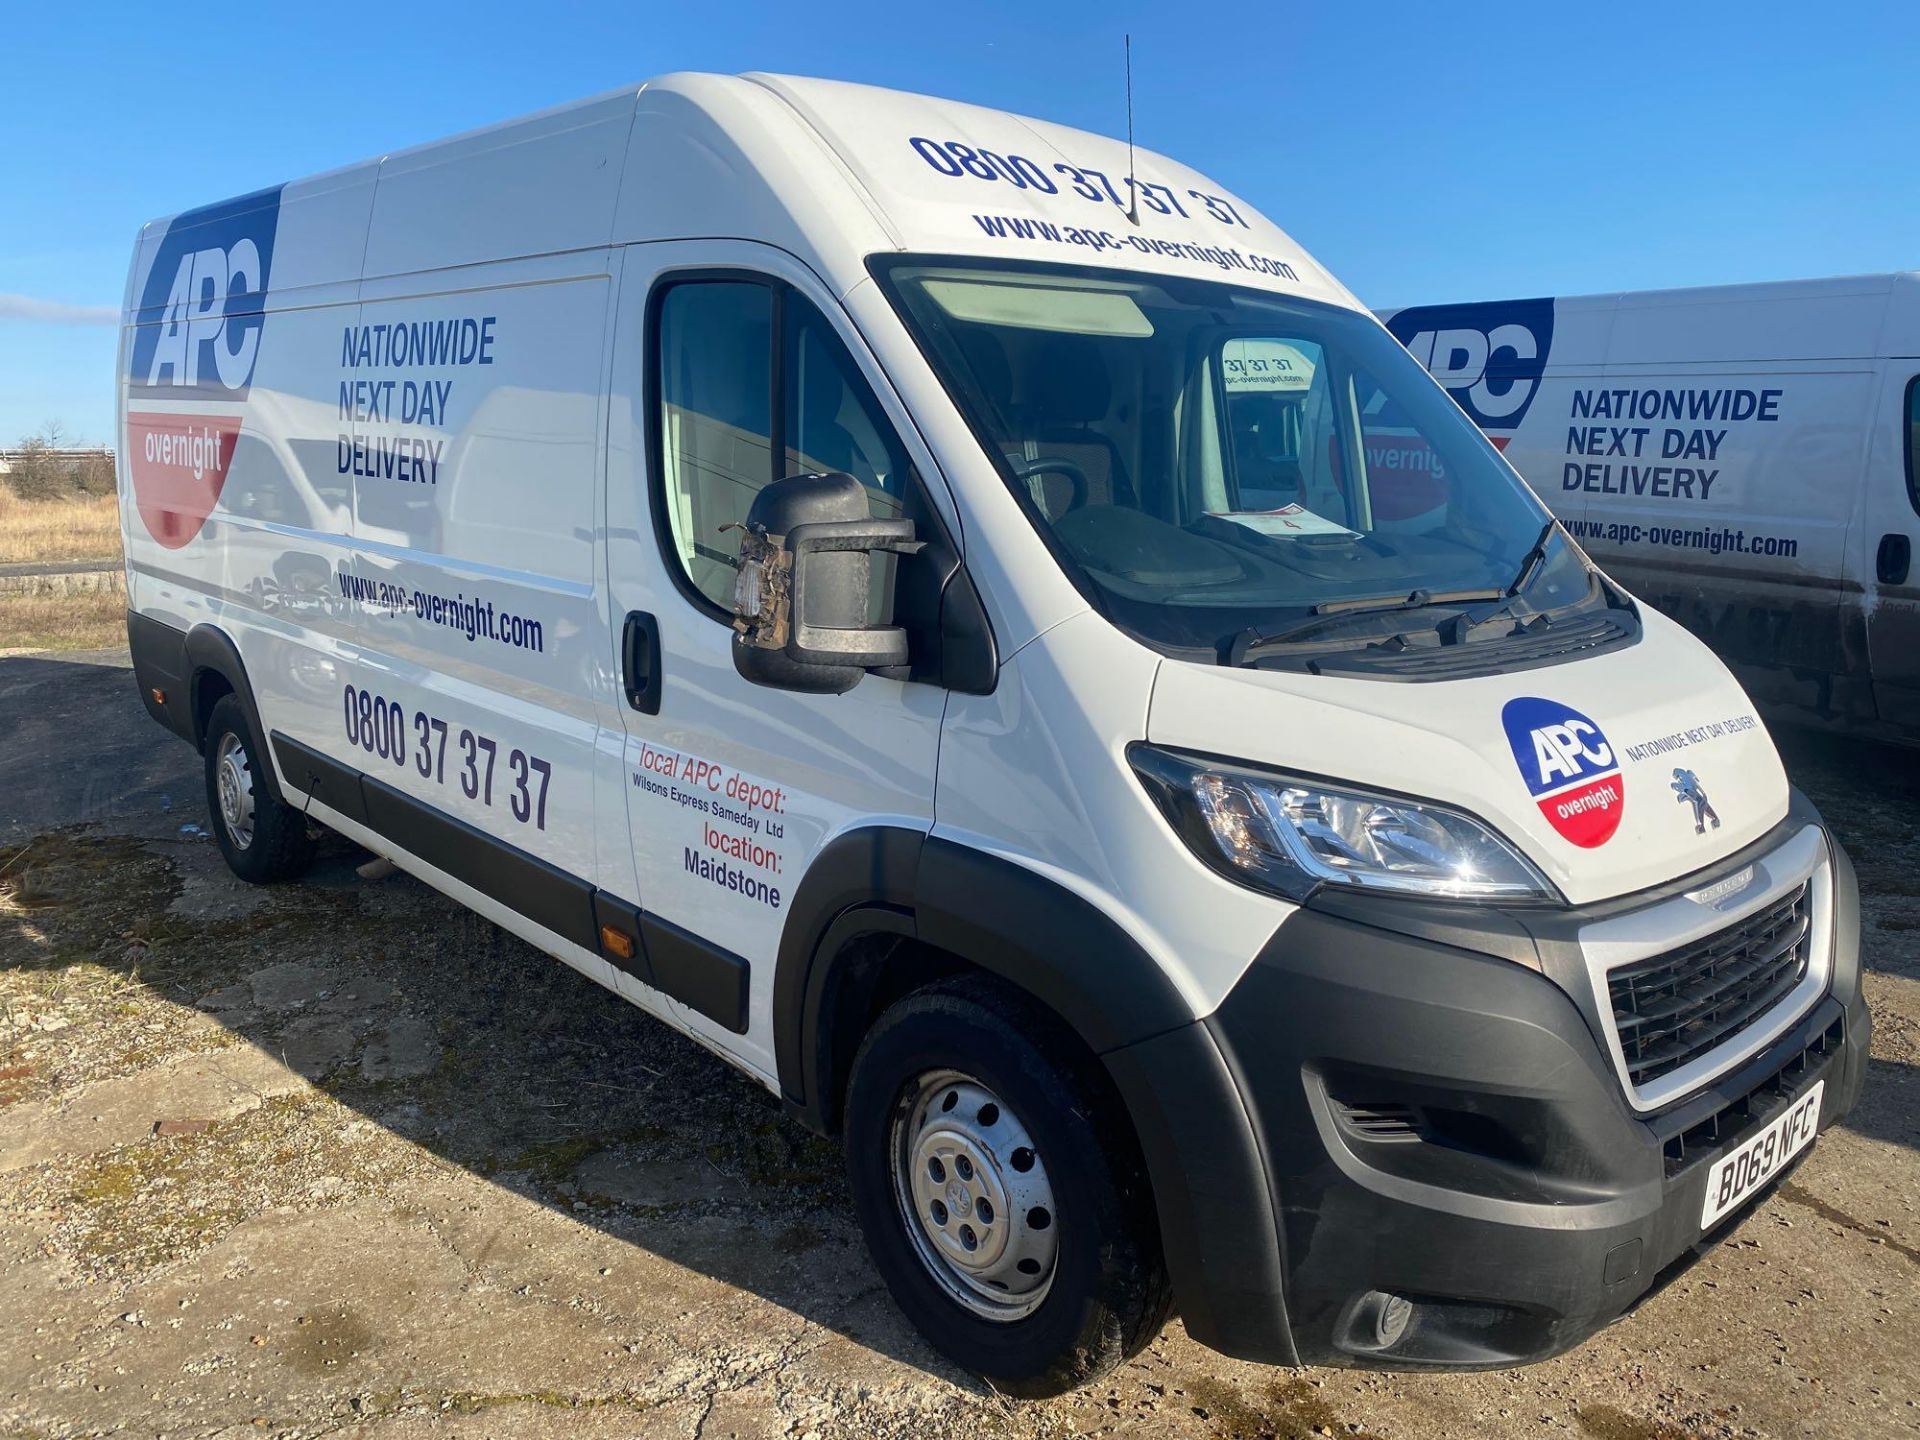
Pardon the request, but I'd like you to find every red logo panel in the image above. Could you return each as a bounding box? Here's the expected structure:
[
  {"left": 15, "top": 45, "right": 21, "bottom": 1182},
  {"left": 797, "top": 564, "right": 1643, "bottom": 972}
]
[
  {"left": 125, "top": 412, "right": 243, "bottom": 549},
  {"left": 1535, "top": 776, "right": 1625, "bottom": 848}
]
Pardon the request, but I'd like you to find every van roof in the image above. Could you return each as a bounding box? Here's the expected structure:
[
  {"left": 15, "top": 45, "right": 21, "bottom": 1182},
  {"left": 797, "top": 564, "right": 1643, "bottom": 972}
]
[
  {"left": 129, "top": 73, "right": 1350, "bottom": 316},
  {"left": 1379, "top": 272, "right": 1920, "bottom": 364}
]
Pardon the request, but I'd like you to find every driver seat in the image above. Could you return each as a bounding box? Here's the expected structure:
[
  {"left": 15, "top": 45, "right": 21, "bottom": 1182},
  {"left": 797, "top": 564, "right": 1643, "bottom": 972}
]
[{"left": 1012, "top": 338, "right": 1135, "bottom": 514}]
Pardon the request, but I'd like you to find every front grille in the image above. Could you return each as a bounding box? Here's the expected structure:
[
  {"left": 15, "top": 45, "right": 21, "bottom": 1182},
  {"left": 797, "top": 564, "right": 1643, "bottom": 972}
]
[
  {"left": 1608, "top": 884, "right": 1812, "bottom": 1090},
  {"left": 1660, "top": 1018, "right": 1842, "bottom": 1176}
]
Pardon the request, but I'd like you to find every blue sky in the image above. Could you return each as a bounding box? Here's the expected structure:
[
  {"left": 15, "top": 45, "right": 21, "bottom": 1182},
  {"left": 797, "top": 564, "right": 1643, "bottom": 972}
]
[{"left": 3, "top": 2, "right": 1916, "bottom": 444}]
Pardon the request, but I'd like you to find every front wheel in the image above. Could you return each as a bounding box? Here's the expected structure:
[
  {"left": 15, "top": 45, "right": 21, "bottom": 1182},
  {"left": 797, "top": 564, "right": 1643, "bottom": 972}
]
[
  {"left": 842, "top": 976, "right": 1171, "bottom": 1397},
  {"left": 203, "top": 693, "right": 315, "bottom": 884}
]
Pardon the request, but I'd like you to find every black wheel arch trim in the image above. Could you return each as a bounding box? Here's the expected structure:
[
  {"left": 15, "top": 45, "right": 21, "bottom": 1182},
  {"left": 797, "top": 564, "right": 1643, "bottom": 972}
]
[
  {"left": 179, "top": 622, "right": 288, "bottom": 806},
  {"left": 136, "top": 616, "right": 288, "bottom": 805},
  {"left": 913, "top": 835, "right": 1195, "bottom": 1053},
  {"left": 773, "top": 824, "right": 926, "bottom": 1119},
  {"left": 1104, "top": 1018, "right": 1299, "bottom": 1366},
  {"left": 773, "top": 827, "right": 1198, "bottom": 1127},
  {"left": 772, "top": 825, "right": 1287, "bottom": 1361}
]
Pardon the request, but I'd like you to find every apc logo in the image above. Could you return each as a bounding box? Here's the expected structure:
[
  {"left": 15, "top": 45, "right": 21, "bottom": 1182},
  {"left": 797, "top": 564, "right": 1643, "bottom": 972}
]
[
  {"left": 124, "top": 186, "right": 283, "bottom": 549},
  {"left": 1385, "top": 298, "right": 1554, "bottom": 432},
  {"left": 1501, "top": 696, "right": 1625, "bottom": 848},
  {"left": 129, "top": 186, "right": 283, "bottom": 400}
]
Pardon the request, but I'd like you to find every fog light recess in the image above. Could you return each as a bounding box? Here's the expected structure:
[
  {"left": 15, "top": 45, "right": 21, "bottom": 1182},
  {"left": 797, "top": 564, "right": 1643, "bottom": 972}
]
[{"left": 1352, "top": 1289, "right": 1414, "bottom": 1351}]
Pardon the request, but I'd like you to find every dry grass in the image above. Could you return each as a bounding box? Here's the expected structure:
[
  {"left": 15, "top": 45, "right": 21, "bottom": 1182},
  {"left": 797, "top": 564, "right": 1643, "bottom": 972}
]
[
  {"left": 0, "top": 490, "right": 123, "bottom": 566},
  {"left": 0, "top": 585, "right": 126, "bottom": 653}
]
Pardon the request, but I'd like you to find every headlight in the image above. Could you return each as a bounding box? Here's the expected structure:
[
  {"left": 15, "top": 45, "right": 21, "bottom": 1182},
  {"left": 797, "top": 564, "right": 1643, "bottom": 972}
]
[{"left": 1129, "top": 744, "right": 1558, "bottom": 903}]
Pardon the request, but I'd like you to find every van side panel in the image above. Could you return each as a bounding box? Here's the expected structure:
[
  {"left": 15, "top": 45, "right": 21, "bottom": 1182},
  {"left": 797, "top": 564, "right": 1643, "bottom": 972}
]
[
  {"left": 362, "top": 90, "right": 636, "bottom": 276},
  {"left": 328, "top": 249, "right": 615, "bottom": 889},
  {"left": 118, "top": 141, "right": 624, "bottom": 921}
]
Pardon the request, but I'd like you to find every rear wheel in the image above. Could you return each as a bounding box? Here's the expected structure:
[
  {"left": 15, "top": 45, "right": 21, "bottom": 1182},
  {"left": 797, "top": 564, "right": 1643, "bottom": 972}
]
[
  {"left": 843, "top": 976, "right": 1171, "bottom": 1397},
  {"left": 203, "top": 693, "right": 314, "bottom": 884}
]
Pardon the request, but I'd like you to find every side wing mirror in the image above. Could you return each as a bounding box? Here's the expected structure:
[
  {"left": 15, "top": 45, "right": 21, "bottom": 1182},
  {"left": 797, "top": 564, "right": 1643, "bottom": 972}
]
[{"left": 730, "top": 472, "right": 923, "bottom": 694}]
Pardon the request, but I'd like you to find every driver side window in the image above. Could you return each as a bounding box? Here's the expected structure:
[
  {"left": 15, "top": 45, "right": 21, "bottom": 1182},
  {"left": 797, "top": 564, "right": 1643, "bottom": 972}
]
[
  {"left": 1906, "top": 376, "right": 1919, "bottom": 519},
  {"left": 785, "top": 305, "right": 910, "bottom": 521},
  {"left": 655, "top": 278, "right": 914, "bottom": 613}
]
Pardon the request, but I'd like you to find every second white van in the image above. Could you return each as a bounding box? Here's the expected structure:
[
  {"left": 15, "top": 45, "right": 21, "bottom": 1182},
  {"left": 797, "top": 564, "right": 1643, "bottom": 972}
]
[
  {"left": 119, "top": 73, "right": 1868, "bottom": 1394},
  {"left": 1381, "top": 277, "right": 1920, "bottom": 743}
]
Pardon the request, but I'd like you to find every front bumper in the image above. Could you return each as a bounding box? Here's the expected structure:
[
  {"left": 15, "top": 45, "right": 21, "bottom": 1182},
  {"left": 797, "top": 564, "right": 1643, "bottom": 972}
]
[{"left": 1104, "top": 793, "right": 1870, "bottom": 1370}]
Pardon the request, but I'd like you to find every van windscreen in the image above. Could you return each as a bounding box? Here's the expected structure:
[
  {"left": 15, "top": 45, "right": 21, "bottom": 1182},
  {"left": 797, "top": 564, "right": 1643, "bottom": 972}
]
[{"left": 877, "top": 258, "right": 1601, "bottom": 659}]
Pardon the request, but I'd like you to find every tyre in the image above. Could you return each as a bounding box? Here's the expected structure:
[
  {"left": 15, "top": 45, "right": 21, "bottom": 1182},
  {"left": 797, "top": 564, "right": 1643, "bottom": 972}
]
[
  {"left": 842, "top": 975, "right": 1172, "bottom": 1397},
  {"left": 203, "top": 693, "right": 315, "bottom": 884}
]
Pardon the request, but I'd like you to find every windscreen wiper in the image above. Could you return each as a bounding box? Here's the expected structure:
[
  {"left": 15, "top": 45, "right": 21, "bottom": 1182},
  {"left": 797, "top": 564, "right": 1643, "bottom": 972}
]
[
  {"left": 1504, "top": 517, "right": 1561, "bottom": 598},
  {"left": 1447, "top": 519, "right": 1567, "bottom": 636},
  {"left": 1226, "top": 521, "right": 1581, "bottom": 666},
  {"left": 1227, "top": 585, "right": 1506, "bottom": 666}
]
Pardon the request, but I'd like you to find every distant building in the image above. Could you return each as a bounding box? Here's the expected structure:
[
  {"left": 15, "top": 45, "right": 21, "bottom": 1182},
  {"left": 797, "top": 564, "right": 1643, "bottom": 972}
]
[{"left": 0, "top": 447, "right": 115, "bottom": 477}]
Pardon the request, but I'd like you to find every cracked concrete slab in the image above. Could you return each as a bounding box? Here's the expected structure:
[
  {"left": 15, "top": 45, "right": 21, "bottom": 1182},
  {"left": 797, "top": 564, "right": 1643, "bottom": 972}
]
[
  {"left": 248, "top": 961, "right": 339, "bottom": 1012},
  {"left": 164, "top": 839, "right": 270, "bottom": 922},
  {"left": 277, "top": 1016, "right": 360, "bottom": 1080},
  {"left": 361, "top": 1015, "right": 442, "bottom": 1082},
  {"left": 0, "top": 1045, "right": 307, "bottom": 1175},
  {"left": 574, "top": 1149, "right": 742, "bottom": 1209}
]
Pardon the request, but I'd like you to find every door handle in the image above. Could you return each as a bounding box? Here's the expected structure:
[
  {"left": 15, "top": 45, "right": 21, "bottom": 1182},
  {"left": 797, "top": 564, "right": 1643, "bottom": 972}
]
[
  {"left": 1878, "top": 533, "right": 1912, "bottom": 586},
  {"left": 622, "top": 610, "right": 662, "bottom": 714}
]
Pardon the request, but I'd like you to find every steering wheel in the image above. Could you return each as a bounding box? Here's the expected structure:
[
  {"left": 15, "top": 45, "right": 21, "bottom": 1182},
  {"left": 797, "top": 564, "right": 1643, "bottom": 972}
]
[{"left": 1009, "top": 456, "right": 1090, "bottom": 521}]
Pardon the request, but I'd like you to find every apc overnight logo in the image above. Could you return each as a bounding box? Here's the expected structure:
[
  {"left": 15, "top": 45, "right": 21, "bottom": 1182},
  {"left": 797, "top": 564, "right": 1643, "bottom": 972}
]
[
  {"left": 1385, "top": 298, "right": 1554, "bottom": 439},
  {"left": 124, "top": 186, "right": 283, "bottom": 548},
  {"left": 1501, "top": 696, "right": 1624, "bottom": 848}
]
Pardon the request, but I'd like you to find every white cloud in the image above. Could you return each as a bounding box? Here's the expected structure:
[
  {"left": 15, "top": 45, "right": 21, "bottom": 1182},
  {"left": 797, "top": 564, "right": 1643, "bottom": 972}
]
[{"left": 0, "top": 294, "right": 118, "bottom": 326}]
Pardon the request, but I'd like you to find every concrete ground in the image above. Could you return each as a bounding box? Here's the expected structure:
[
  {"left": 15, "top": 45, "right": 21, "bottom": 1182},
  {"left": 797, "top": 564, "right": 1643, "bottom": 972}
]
[{"left": 1, "top": 648, "right": 1915, "bottom": 1440}]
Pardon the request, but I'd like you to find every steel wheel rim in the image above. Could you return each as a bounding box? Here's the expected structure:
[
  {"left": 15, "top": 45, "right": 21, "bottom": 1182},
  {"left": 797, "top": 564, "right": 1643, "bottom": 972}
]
[
  {"left": 888, "top": 1068, "right": 1059, "bottom": 1322},
  {"left": 214, "top": 731, "right": 256, "bottom": 850}
]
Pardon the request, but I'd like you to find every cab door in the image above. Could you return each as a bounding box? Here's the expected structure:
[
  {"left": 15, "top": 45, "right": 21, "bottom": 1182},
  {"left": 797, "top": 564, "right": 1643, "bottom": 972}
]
[
  {"left": 1862, "top": 366, "right": 1920, "bottom": 731},
  {"left": 603, "top": 241, "right": 951, "bottom": 1081}
]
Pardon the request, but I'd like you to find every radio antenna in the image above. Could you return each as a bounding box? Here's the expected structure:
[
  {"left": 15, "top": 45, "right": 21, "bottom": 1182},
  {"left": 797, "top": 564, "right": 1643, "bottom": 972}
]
[{"left": 1124, "top": 34, "right": 1140, "bottom": 226}]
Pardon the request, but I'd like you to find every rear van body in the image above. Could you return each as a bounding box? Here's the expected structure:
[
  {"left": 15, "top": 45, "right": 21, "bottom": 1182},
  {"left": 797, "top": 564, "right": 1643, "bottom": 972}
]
[
  {"left": 118, "top": 74, "right": 1869, "bottom": 1393},
  {"left": 1380, "top": 278, "right": 1920, "bottom": 742}
]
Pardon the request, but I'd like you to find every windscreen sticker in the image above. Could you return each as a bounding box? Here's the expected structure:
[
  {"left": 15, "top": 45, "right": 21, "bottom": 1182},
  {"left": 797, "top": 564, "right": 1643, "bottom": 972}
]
[
  {"left": 1221, "top": 339, "right": 1315, "bottom": 392},
  {"left": 1501, "top": 696, "right": 1625, "bottom": 848},
  {"left": 1206, "top": 504, "right": 1357, "bottom": 538}
]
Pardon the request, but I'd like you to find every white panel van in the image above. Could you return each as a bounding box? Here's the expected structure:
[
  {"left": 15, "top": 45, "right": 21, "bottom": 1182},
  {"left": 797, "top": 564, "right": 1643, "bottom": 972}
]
[
  {"left": 118, "top": 74, "right": 1869, "bottom": 1394},
  {"left": 1380, "top": 279, "right": 1920, "bottom": 742}
]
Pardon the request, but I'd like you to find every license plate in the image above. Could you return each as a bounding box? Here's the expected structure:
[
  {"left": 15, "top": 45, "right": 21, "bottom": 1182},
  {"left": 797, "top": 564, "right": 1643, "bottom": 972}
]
[{"left": 1700, "top": 1080, "right": 1823, "bottom": 1230}]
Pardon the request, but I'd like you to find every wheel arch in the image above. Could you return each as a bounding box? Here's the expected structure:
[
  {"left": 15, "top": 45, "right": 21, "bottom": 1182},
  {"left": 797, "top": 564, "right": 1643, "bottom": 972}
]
[
  {"left": 774, "top": 827, "right": 1196, "bottom": 1136},
  {"left": 777, "top": 828, "right": 1293, "bottom": 1364},
  {"left": 182, "top": 624, "right": 286, "bottom": 803}
]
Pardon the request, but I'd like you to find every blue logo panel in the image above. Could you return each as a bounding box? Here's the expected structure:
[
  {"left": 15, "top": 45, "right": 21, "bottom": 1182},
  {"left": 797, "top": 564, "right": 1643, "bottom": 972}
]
[
  {"left": 1387, "top": 297, "right": 1554, "bottom": 431},
  {"left": 128, "top": 185, "right": 284, "bottom": 402}
]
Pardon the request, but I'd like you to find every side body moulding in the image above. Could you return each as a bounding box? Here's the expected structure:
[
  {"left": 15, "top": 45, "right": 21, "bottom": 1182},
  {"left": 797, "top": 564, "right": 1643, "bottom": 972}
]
[{"left": 126, "top": 613, "right": 754, "bottom": 1035}]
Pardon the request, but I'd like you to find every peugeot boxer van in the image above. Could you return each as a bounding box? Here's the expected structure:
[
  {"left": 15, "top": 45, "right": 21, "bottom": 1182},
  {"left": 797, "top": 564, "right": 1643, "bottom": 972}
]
[
  {"left": 117, "top": 74, "right": 1869, "bottom": 1395},
  {"left": 1381, "top": 278, "right": 1920, "bottom": 744}
]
